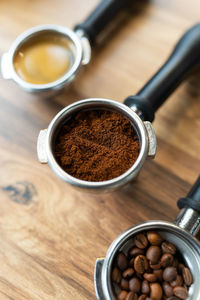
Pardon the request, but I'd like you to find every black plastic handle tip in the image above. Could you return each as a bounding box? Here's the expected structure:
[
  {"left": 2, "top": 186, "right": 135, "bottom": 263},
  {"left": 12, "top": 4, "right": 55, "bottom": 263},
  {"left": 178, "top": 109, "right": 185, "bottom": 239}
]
[{"left": 177, "top": 176, "right": 200, "bottom": 213}]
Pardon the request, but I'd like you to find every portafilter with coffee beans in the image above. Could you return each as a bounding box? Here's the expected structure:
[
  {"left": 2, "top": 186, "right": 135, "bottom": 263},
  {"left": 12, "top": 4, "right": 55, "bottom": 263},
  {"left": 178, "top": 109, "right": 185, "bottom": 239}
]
[{"left": 95, "top": 175, "right": 200, "bottom": 299}]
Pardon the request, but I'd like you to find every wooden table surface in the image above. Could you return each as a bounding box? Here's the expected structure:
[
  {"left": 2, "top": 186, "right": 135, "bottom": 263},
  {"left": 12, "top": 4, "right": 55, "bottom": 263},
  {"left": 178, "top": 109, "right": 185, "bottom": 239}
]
[{"left": 0, "top": 0, "right": 200, "bottom": 299}]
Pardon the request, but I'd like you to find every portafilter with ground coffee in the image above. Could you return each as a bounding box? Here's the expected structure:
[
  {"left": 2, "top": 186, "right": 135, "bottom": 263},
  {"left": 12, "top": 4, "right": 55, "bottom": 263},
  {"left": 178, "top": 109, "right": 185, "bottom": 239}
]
[
  {"left": 94, "top": 175, "right": 200, "bottom": 299},
  {"left": 37, "top": 24, "right": 200, "bottom": 192}
]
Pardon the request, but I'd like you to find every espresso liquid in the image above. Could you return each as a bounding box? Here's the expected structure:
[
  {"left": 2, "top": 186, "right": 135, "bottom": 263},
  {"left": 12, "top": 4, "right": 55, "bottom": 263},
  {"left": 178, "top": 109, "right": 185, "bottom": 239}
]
[{"left": 14, "top": 34, "right": 72, "bottom": 84}]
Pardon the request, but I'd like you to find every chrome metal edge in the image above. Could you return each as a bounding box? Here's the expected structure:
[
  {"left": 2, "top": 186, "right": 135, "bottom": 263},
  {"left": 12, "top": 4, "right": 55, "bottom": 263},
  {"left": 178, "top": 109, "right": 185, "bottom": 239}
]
[
  {"left": 37, "top": 129, "right": 48, "bottom": 163},
  {"left": 94, "top": 258, "right": 105, "bottom": 300},
  {"left": 175, "top": 208, "right": 200, "bottom": 240},
  {"left": 144, "top": 121, "right": 157, "bottom": 158},
  {"left": 75, "top": 29, "right": 91, "bottom": 65},
  {"left": 1, "top": 52, "right": 12, "bottom": 79}
]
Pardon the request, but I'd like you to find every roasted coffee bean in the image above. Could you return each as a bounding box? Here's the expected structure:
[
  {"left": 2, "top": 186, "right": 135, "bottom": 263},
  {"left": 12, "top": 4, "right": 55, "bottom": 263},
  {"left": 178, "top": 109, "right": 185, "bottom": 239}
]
[
  {"left": 126, "top": 291, "right": 138, "bottom": 300},
  {"left": 178, "top": 263, "right": 185, "bottom": 274},
  {"left": 146, "top": 246, "right": 161, "bottom": 264},
  {"left": 121, "top": 278, "right": 129, "bottom": 290},
  {"left": 112, "top": 267, "right": 121, "bottom": 283},
  {"left": 147, "top": 232, "right": 163, "bottom": 246},
  {"left": 138, "top": 295, "right": 146, "bottom": 300},
  {"left": 141, "top": 280, "right": 150, "bottom": 294},
  {"left": 150, "top": 283, "right": 163, "bottom": 300},
  {"left": 160, "top": 253, "right": 174, "bottom": 268},
  {"left": 149, "top": 261, "right": 161, "bottom": 270},
  {"left": 182, "top": 267, "right": 193, "bottom": 286},
  {"left": 173, "top": 286, "right": 188, "bottom": 299},
  {"left": 161, "top": 241, "right": 176, "bottom": 255},
  {"left": 172, "top": 258, "right": 178, "bottom": 268},
  {"left": 134, "top": 255, "right": 149, "bottom": 274},
  {"left": 117, "top": 252, "right": 128, "bottom": 271},
  {"left": 118, "top": 290, "right": 128, "bottom": 300},
  {"left": 123, "top": 268, "right": 135, "bottom": 279},
  {"left": 153, "top": 269, "right": 163, "bottom": 282},
  {"left": 134, "top": 234, "right": 148, "bottom": 249},
  {"left": 167, "top": 297, "right": 181, "bottom": 300},
  {"left": 163, "top": 267, "right": 177, "bottom": 282},
  {"left": 135, "top": 272, "right": 143, "bottom": 280},
  {"left": 129, "top": 247, "right": 144, "bottom": 257},
  {"left": 170, "top": 274, "right": 183, "bottom": 287},
  {"left": 129, "top": 258, "right": 135, "bottom": 267},
  {"left": 143, "top": 273, "right": 157, "bottom": 283},
  {"left": 129, "top": 277, "right": 141, "bottom": 293},
  {"left": 162, "top": 281, "right": 174, "bottom": 297}
]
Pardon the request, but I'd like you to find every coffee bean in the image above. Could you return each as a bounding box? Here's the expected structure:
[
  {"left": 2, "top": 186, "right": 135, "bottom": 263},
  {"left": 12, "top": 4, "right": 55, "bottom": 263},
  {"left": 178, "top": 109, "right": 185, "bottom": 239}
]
[
  {"left": 170, "top": 274, "right": 183, "bottom": 287},
  {"left": 118, "top": 290, "right": 128, "bottom": 300},
  {"left": 112, "top": 267, "right": 121, "bottom": 283},
  {"left": 138, "top": 295, "right": 146, "bottom": 300},
  {"left": 143, "top": 273, "right": 157, "bottom": 283},
  {"left": 162, "top": 281, "right": 174, "bottom": 297},
  {"left": 135, "top": 272, "right": 143, "bottom": 280},
  {"left": 160, "top": 253, "right": 174, "bottom": 268},
  {"left": 172, "top": 258, "right": 178, "bottom": 268},
  {"left": 141, "top": 280, "right": 150, "bottom": 294},
  {"left": 146, "top": 246, "right": 161, "bottom": 264},
  {"left": 129, "top": 277, "right": 141, "bottom": 293},
  {"left": 167, "top": 297, "right": 181, "bottom": 300},
  {"left": 149, "top": 261, "right": 161, "bottom": 270},
  {"left": 134, "top": 234, "right": 148, "bottom": 249},
  {"left": 153, "top": 269, "right": 163, "bottom": 282},
  {"left": 182, "top": 267, "right": 193, "bottom": 286},
  {"left": 161, "top": 241, "right": 176, "bottom": 255},
  {"left": 129, "top": 247, "right": 145, "bottom": 257},
  {"left": 150, "top": 283, "right": 163, "bottom": 300},
  {"left": 134, "top": 255, "right": 149, "bottom": 274},
  {"left": 178, "top": 263, "right": 185, "bottom": 274},
  {"left": 173, "top": 286, "right": 188, "bottom": 299},
  {"left": 126, "top": 291, "right": 138, "bottom": 300},
  {"left": 121, "top": 279, "right": 129, "bottom": 290},
  {"left": 123, "top": 268, "right": 135, "bottom": 279},
  {"left": 147, "top": 232, "right": 163, "bottom": 246},
  {"left": 117, "top": 252, "right": 128, "bottom": 271},
  {"left": 163, "top": 267, "right": 177, "bottom": 282},
  {"left": 129, "top": 258, "right": 135, "bottom": 267}
]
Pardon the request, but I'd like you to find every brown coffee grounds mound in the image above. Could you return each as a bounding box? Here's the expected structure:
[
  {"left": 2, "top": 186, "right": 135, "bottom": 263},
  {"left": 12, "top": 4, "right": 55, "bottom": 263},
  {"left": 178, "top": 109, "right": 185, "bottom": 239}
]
[{"left": 54, "top": 110, "right": 140, "bottom": 182}]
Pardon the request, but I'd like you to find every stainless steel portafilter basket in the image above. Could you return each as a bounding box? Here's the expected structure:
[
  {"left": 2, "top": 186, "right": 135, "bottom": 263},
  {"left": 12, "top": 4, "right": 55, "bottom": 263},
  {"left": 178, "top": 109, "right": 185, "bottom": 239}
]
[
  {"left": 1, "top": 0, "right": 132, "bottom": 93},
  {"left": 37, "top": 98, "right": 156, "bottom": 191},
  {"left": 94, "top": 176, "right": 200, "bottom": 300},
  {"left": 37, "top": 24, "right": 200, "bottom": 192}
]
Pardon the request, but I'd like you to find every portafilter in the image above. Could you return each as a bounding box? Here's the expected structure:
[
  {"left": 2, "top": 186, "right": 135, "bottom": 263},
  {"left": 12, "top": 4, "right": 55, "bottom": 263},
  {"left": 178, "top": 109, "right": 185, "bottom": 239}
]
[
  {"left": 1, "top": 0, "right": 133, "bottom": 92},
  {"left": 37, "top": 24, "right": 200, "bottom": 192},
  {"left": 94, "top": 175, "right": 200, "bottom": 299}
]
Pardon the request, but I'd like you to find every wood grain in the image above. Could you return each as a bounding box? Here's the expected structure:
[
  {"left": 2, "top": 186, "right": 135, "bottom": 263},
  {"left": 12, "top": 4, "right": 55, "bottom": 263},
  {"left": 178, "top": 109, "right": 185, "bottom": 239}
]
[{"left": 0, "top": 0, "right": 200, "bottom": 299}]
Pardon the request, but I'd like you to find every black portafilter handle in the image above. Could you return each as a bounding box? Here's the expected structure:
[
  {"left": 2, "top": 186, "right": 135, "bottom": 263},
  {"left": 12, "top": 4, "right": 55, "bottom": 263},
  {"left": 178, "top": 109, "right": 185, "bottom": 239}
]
[
  {"left": 74, "top": 0, "right": 132, "bottom": 45},
  {"left": 178, "top": 176, "right": 200, "bottom": 214},
  {"left": 124, "top": 24, "right": 200, "bottom": 122}
]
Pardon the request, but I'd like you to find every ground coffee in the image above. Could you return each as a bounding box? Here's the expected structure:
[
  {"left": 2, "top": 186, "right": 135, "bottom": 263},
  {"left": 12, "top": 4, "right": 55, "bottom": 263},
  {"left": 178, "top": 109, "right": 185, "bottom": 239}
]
[{"left": 54, "top": 110, "right": 140, "bottom": 182}]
